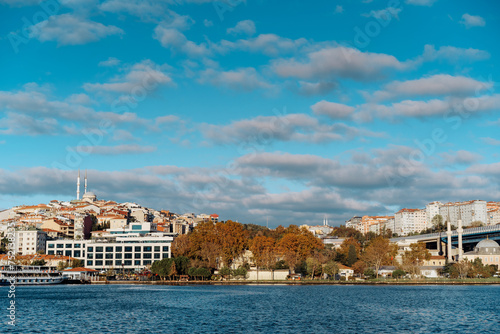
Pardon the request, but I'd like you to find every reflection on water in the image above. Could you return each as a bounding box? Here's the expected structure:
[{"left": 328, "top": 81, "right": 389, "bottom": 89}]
[{"left": 2, "top": 285, "right": 500, "bottom": 333}]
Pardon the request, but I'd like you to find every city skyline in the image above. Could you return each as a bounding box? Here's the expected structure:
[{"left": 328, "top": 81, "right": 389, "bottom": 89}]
[{"left": 1, "top": 0, "right": 500, "bottom": 227}]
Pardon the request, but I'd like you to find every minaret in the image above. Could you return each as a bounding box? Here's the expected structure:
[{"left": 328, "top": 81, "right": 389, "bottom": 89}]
[
  {"left": 84, "top": 169, "right": 88, "bottom": 195},
  {"left": 77, "top": 169, "right": 81, "bottom": 200},
  {"left": 457, "top": 211, "right": 463, "bottom": 261},
  {"left": 446, "top": 207, "right": 452, "bottom": 261}
]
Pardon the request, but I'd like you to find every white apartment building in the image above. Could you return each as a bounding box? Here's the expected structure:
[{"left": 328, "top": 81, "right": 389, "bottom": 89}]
[
  {"left": 488, "top": 208, "right": 500, "bottom": 226},
  {"left": 15, "top": 229, "right": 47, "bottom": 255},
  {"left": 426, "top": 201, "right": 442, "bottom": 228},
  {"left": 46, "top": 233, "right": 174, "bottom": 271},
  {"left": 394, "top": 209, "right": 427, "bottom": 236},
  {"left": 439, "top": 200, "right": 487, "bottom": 227}
]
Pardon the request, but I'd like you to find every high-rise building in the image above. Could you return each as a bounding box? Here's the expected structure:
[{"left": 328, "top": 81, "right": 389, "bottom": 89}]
[{"left": 439, "top": 200, "right": 487, "bottom": 227}]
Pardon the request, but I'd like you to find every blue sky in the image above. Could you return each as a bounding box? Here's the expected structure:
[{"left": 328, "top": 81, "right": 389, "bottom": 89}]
[{"left": 0, "top": 0, "right": 499, "bottom": 227}]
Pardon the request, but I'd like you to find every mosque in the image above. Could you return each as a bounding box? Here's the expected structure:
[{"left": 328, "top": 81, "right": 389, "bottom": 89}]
[
  {"left": 76, "top": 169, "right": 97, "bottom": 203},
  {"left": 463, "top": 237, "right": 500, "bottom": 267}
]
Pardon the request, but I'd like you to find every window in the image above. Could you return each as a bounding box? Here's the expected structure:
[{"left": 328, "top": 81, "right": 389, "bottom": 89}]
[
  {"left": 115, "top": 253, "right": 122, "bottom": 259},
  {"left": 106, "top": 247, "right": 113, "bottom": 252},
  {"left": 57, "top": 244, "right": 63, "bottom": 249},
  {"left": 115, "top": 246, "right": 122, "bottom": 252},
  {"left": 47, "top": 250, "right": 54, "bottom": 255},
  {"left": 96, "top": 254, "right": 103, "bottom": 259},
  {"left": 154, "top": 254, "right": 160, "bottom": 259},
  {"left": 143, "top": 260, "right": 151, "bottom": 265},
  {"left": 115, "top": 260, "right": 122, "bottom": 266},
  {"left": 134, "top": 253, "right": 141, "bottom": 259},
  {"left": 87, "top": 254, "right": 93, "bottom": 259},
  {"left": 74, "top": 244, "right": 81, "bottom": 248},
  {"left": 163, "top": 246, "right": 169, "bottom": 252},
  {"left": 124, "top": 260, "right": 132, "bottom": 266},
  {"left": 48, "top": 244, "right": 54, "bottom": 249},
  {"left": 144, "top": 246, "right": 152, "bottom": 252},
  {"left": 154, "top": 246, "right": 160, "bottom": 252},
  {"left": 135, "top": 246, "right": 141, "bottom": 252},
  {"left": 66, "top": 244, "right": 72, "bottom": 248},
  {"left": 95, "top": 260, "right": 103, "bottom": 266},
  {"left": 125, "top": 253, "right": 132, "bottom": 259},
  {"left": 132, "top": 225, "right": 142, "bottom": 230},
  {"left": 134, "top": 260, "right": 141, "bottom": 265},
  {"left": 74, "top": 250, "right": 81, "bottom": 258},
  {"left": 56, "top": 250, "right": 63, "bottom": 256},
  {"left": 162, "top": 253, "right": 169, "bottom": 259},
  {"left": 88, "top": 247, "right": 94, "bottom": 252},
  {"left": 143, "top": 253, "right": 152, "bottom": 259},
  {"left": 105, "top": 260, "right": 113, "bottom": 266},
  {"left": 87, "top": 260, "right": 93, "bottom": 266},
  {"left": 96, "top": 247, "right": 103, "bottom": 252},
  {"left": 105, "top": 254, "right": 113, "bottom": 259},
  {"left": 125, "top": 246, "right": 132, "bottom": 252}
]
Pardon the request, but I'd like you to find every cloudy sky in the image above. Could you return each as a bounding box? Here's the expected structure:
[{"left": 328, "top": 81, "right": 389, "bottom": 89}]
[{"left": 0, "top": 0, "right": 499, "bottom": 227}]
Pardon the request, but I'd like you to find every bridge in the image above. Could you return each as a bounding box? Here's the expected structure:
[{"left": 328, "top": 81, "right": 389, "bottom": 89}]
[{"left": 391, "top": 225, "right": 500, "bottom": 253}]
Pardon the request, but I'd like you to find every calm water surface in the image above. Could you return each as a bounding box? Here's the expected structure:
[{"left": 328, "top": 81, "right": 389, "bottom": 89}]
[{"left": 1, "top": 284, "right": 499, "bottom": 333}]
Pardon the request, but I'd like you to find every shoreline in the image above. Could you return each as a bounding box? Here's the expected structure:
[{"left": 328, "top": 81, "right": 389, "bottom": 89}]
[{"left": 88, "top": 280, "right": 500, "bottom": 286}]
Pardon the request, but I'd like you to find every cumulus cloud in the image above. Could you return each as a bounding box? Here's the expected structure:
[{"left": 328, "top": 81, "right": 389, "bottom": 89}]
[
  {"left": 290, "top": 81, "right": 338, "bottom": 96},
  {"left": 406, "top": 0, "right": 437, "bottom": 6},
  {"left": 73, "top": 144, "right": 156, "bottom": 155},
  {"left": 362, "top": 7, "right": 402, "bottom": 20},
  {"left": 460, "top": 13, "right": 486, "bottom": 28},
  {"left": 201, "top": 113, "right": 381, "bottom": 145},
  {"left": 198, "top": 67, "right": 272, "bottom": 91},
  {"left": 371, "top": 74, "right": 493, "bottom": 101},
  {"left": 217, "top": 34, "right": 308, "bottom": 57},
  {"left": 311, "top": 100, "right": 355, "bottom": 119},
  {"left": 99, "top": 57, "right": 121, "bottom": 67},
  {"left": 29, "top": 14, "right": 123, "bottom": 45},
  {"left": 421, "top": 45, "right": 490, "bottom": 63},
  {"left": 153, "top": 24, "right": 211, "bottom": 57},
  {"left": 272, "top": 46, "right": 410, "bottom": 81},
  {"left": 227, "top": 20, "right": 256, "bottom": 36},
  {"left": 481, "top": 137, "right": 500, "bottom": 146},
  {"left": 84, "top": 60, "right": 174, "bottom": 94}
]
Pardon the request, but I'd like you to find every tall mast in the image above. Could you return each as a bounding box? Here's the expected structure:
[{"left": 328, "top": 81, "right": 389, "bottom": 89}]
[{"left": 84, "top": 169, "right": 87, "bottom": 195}]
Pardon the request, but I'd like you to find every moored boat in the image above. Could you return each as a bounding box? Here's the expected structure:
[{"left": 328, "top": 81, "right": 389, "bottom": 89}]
[{"left": 0, "top": 265, "right": 65, "bottom": 285}]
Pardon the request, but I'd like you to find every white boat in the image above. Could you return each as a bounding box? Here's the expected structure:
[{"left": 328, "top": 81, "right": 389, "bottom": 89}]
[{"left": 0, "top": 265, "right": 65, "bottom": 285}]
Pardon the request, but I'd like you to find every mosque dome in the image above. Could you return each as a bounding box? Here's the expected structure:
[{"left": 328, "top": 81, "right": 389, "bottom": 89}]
[
  {"left": 474, "top": 238, "right": 500, "bottom": 254},
  {"left": 82, "top": 192, "right": 97, "bottom": 202}
]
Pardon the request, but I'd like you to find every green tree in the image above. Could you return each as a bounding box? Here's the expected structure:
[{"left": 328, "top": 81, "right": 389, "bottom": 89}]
[
  {"left": 31, "top": 259, "right": 47, "bottom": 266},
  {"left": 306, "top": 256, "right": 322, "bottom": 279},
  {"left": 323, "top": 261, "right": 339, "bottom": 279},
  {"left": 431, "top": 215, "right": 444, "bottom": 232},
  {"left": 392, "top": 269, "right": 406, "bottom": 279},
  {"left": 346, "top": 244, "right": 357, "bottom": 267}
]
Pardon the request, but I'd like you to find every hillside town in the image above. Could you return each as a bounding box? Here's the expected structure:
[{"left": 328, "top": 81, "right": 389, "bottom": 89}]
[{"left": 1, "top": 173, "right": 499, "bottom": 282}]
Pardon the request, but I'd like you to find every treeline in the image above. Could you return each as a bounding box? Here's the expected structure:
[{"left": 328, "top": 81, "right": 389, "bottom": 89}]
[{"left": 167, "top": 220, "right": 404, "bottom": 279}]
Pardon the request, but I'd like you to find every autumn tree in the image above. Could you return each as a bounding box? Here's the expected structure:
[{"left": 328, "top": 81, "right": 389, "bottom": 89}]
[
  {"left": 362, "top": 236, "right": 397, "bottom": 278},
  {"left": 276, "top": 228, "right": 324, "bottom": 273},
  {"left": 338, "top": 237, "right": 362, "bottom": 265},
  {"left": 171, "top": 234, "right": 191, "bottom": 258},
  {"left": 306, "top": 256, "right": 322, "bottom": 279},
  {"left": 401, "top": 242, "right": 431, "bottom": 277},
  {"left": 323, "top": 261, "right": 339, "bottom": 279},
  {"left": 216, "top": 220, "right": 248, "bottom": 267},
  {"left": 188, "top": 221, "right": 221, "bottom": 269},
  {"left": 249, "top": 236, "right": 276, "bottom": 279}
]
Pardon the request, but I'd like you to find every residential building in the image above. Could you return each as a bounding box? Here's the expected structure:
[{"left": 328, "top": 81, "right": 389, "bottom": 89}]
[
  {"left": 14, "top": 229, "right": 47, "bottom": 255},
  {"left": 439, "top": 200, "right": 487, "bottom": 227},
  {"left": 426, "top": 201, "right": 442, "bottom": 229},
  {"left": 345, "top": 216, "right": 362, "bottom": 231},
  {"left": 394, "top": 208, "right": 427, "bottom": 236}
]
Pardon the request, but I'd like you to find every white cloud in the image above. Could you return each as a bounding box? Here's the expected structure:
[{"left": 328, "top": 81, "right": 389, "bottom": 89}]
[
  {"left": 291, "top": 81, "right": 338, "bottom": 96},
  {"left": 460, "top": 13, "right": 486, "bottom": 28},
  {"left": 371, "top": 74, "right": 493, "bottom": 101},
  {"left": 227, "top": 20, "right": 256, "bottom": 36},
  {"left": 99, "top": 57, "right": 121, "bottom": 67},
  {"left": 405, "top": 0, "right": 437, "bottom": 6},
  {"left": 362, "top": 7, "right": 402, "bottom": 20},
  {"left": 217, "top": 34, "right": 308, "bottom": 57},
  {"left": 272, "top": 46, "right": 410, "bottom": 81},
  {"left": 153, "top": 24, "right": 211, "bottom": 57},
  {"left": 203, "top": 19, "right": 213, "bottom": 27},
  {"left": 65, "top": 93, "right": 92, "bottom": 105},
  {"left": 334, "top": 5, "right": 343, "bottom": 14},
  {"left": 421, "top": 45, "right": 490, "bottom": 63},
  {"left": 29, "top": 14, "right": 123, "bottom": 45},
  {"left": 311, "top": 100, "right": 355, "bottom": 119},
  {"left": 84, "top": 60, "right": 174, "bottom": 94},
  {"left": 481, "top": 137, "right": 500, "bottom": 146},
  {"left": 198, "top": 67, "right": 272, "bottom": 91},
  {"left": 73, "top": 144, "right": 156, "bottom": 155}
]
